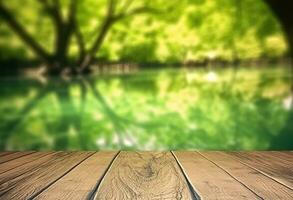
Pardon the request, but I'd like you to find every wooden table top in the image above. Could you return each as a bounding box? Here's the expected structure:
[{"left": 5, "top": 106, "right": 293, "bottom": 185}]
[{"left": 0, "top": 151, "right": 292, "bottom": 199}]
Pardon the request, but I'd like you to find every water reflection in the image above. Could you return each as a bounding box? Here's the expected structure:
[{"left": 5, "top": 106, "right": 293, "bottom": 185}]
[{"left": 0, "top": 68, "right": 292, "bottom": 150}]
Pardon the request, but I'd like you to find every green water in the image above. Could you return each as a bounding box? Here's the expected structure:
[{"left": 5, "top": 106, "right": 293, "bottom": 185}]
[{"left": 0, "top": 67, "right": 292, "bottom": 150}]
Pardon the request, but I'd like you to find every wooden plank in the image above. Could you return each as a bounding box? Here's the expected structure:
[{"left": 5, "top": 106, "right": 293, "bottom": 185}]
[
  {"left": 34, "top": 152, "right": 118, "bottom": 200},
  {"left": 0, "top": 152, "right": 51, "bottom": 174},
  {"left": 0, "top": 151, "right": 93, "bottom": 199},
  {"left": 0, "top": 152, "right": 16, "bottom": 157},
  {"left": 0, "top": 151, "right": 34, "bottom": 164},
  {"left": 0, "top": 152, "right": 62, "bottom": 182},
  {"left": 252, "top": 151, "right": 293, "bottom": 163},
  {"left": 230, "top": 152, "right": 293, "bottom": 189},
  {"left": 201, "top": 152, "right": 293, "bottom": 199},
  {"left": 94, "top": 151, "right": 194, "bottom": 200},
  {"left": 174, "top": 151, "right": 260, "bottom": 199}
]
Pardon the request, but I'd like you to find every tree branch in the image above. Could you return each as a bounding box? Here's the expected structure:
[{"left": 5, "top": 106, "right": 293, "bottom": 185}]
[
  {"left": 0, "top": 3, "right": 50, "bottom": 62},
  {"left": 51, "top": 0, "right": 77, "bottom": 65},
  {"left": 80, "top": 0, "right": 117, "bottom": 69},
  {"left": 71, "top": 2, "right": 86, "bottom": 64},
  {"left": 118, "top": 0, "right": 135, "bottom": 13},
  {"left": 67, "top": 0, "right": 77, "bottom": 26},
  {"left": 74, "top": 26, "right": 85, "bottom": 59},
  {"left": 113, "top": 6, "right": 160, "bottom": 22},
  {"left": 79, "top": 1, "right": 161, "bottom": 70},
  {"left": 38, "top": 0, "right": 63, "bottom": 27},
  {"left": 90, "top": 0, "right": 117, "bottom": 53}
]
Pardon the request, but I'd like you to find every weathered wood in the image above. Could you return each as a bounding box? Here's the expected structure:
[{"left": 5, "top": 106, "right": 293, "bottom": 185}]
[
  {"left": 94, "top": 151, "right": 193, "bottom": 200},
  {"left": 34, "top": 152, "right": 118, "bottom": 200},
  {"left": 252, "top": 151, "right": 293, "bottom": 163},
  {"left": 0, "top": 151, "right": 34, "bottom": 164},
  {"left": 230, "top": 152, "right": 293, "bottom": 189},
  {"left": 0, "top": 151, "right": 292, "bottom": 199},
  {"left": 201, "top": 152, "right": 293, "bottom": 199},
  {"left": 0, "top": 152, "right": 16, "bottom": 157},
  {"left": 174, "top": 151, "right": 260, "bottom": 199},
  {"left": 0, "top": 152, "right": 63, "bottom": 182},
  {"left": 0, "top": 151, "right": 51, "bottom": 174},
  {"left": 0, "top": 151, "right": 93, "bottom": 199}
]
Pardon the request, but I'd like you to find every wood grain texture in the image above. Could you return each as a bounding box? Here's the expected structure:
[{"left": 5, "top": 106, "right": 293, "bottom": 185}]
[
  {"left": 174, "top": 151, "right": 260, "bottom": 200},
  {"left": 229, "top": 152, "right": 293, "bottom": 189},
  {"left": 253, "top": 151, "right": 293, "bottom": 163},
  {"left": 0, "top": 151, "right": 292, "bottom": 199},
  {"left": 0, "top": 152, "right": 62, "bottom": 182},
  {"left": 34, "top": 151, "right": 117, "bottom": 200},
  {"left": 0, "top": 151, "right": 34, "bottom": 164},
  {"left": 0, "top": 151, "right": 93, "bottom": 200},
  {"left": 0, "top": 152, "right": 16, "bottom": 157},
  {"left": 262, "top": 151, "right": 293, "bottom": 161},
  {"left": 201, "top": 152, "right": 293, "bottom": 199},
  {"left": 94, "top": 151, "right": 193, "bottom": 200},
  {"left": 0, "top": 152, "right": 51, "bottom": 174}
]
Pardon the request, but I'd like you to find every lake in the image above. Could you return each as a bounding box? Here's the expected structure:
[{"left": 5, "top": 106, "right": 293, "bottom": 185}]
[{"left": 0, "top": 66, "right": 292, "bottom": 150}]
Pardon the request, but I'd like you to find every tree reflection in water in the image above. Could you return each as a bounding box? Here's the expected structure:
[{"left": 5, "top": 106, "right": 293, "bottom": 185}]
[{"left": 0, "top": 68, "right": 292, "bottom": 150}]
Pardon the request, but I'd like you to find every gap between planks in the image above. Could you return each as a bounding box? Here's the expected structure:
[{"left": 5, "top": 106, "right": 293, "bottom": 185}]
[
  {"left": 171, "top": 151, "right": 201, "bottom": 200},
  {"left": 91, "top": 151, "right": 198, "bottom": 200},
  {"left": 1, "top": 151, "right": 292, "bottom": 200},
  {"left": 227, "top": 152, "right": 293, "bottom": 191},
  {"left": 30, "top": 152, "right": 96, "bottom": 199},
  {"left": 197, "top": 152, "right": 264, "bottom": 199},
  {"left": 0, "top": 152, "right": 94, "bottom": 199},
  {"left": 0, "top": 151, "right": 35, "bottom": 164},
  {"left": 0, "top": 152, "right": 53, "bottom": 175},
  {"left": 31, "top": 151, "right": 120, "bottom": 200},
  {"left": 32, "top": 151, "right": 199, "bottom": 200},
  {"left": 201, "top": 152, "right": 293, "bottom": 199},
  {"left": 87, "top": 151, "right": 121, "bottom": 200}
]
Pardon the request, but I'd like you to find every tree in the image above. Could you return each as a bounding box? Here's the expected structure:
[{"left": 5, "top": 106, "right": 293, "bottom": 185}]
[
  {"left": 0, "top": 0, "right": 287, "bottom": 73},
  {"left": 0, "top": 0, "right": 166, "bottom": 75}
]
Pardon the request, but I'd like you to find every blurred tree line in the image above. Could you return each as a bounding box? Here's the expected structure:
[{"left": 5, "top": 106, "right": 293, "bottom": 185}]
[{"left": 0, "top": 0, "right": 291, "bottom": 75}]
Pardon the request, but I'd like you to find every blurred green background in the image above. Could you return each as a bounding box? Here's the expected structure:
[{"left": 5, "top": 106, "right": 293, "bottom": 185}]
[{"left": 0, "top": 0, "right": 292, "bottom": 150}]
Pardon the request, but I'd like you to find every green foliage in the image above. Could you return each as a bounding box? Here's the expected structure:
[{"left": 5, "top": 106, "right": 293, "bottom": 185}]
[
  {"left": 0, "top": 0, "right": 288, "bottom": 63},
  {"left": 0, "top": 66, "right": 291, "bottom": 150}
]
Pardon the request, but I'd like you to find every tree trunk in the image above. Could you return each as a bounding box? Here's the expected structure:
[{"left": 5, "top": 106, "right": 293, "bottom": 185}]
[{"left": 79, "top": 19, "right": 113, "bottom": 73}]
